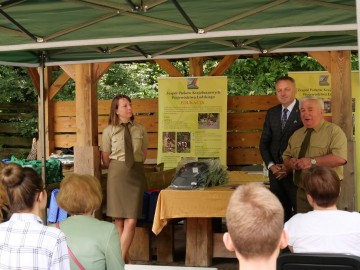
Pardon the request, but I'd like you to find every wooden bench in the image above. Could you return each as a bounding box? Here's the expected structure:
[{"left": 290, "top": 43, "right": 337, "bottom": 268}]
[{"left": 129, "top": 223, "right": 174, "bottom": 262}]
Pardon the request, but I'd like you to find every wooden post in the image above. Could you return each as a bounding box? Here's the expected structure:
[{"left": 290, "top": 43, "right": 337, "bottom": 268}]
[
  {"left": 62, "top": 62, "right": 113, "bottom": 178},
  {"left": 34, "top": 67, "right": 55, "bottom": 159},
  {"left": 330, "top": 51, "right": 354, "bottom": 211},
  {"left": 189, "top": 57, "right": 204, "bottom": 77},
  {"left": 27, "top": 67, "right": 40, "bottom": 95},
  {"left": 74, "top": 63, "right": 101, "bottom": 180},
  {"left": 157, "top": 224, "right": 174, "bottom": 262},
  {"left": 129, "top": 226, "right": 151, "bottom": 261},
  {"left": 185, "top": 218, "right": 212, "bottom": 266},
  {"left": 28, "top": 67, "right": 72, "bottom": 159},
  {"left": 330, "top": 51, "right": 352, "bottom": 135},
  {"left": 309, "top": 51, "right": 355, "bottom": 210}
]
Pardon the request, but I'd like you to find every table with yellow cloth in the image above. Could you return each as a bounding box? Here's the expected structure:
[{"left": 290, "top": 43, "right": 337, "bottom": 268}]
[{"left": 152, "top": 171, "right": 265, "bottom": 267}]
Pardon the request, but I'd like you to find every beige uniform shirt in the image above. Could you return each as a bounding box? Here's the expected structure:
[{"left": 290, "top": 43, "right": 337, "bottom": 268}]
[
  {"left": 283, "top": 119, "right": 347, "bottom": 182},
  {"left": 101, "top": 122, "right": 148, "bottom": 162}
]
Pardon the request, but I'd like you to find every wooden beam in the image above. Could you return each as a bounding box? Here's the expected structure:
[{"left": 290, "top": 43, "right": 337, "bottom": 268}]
[
  {"left": 74, "top": 63, "right": 101, "bottom": 180},
  {"left": 49, "top": 72, "right": 71, "bottom": 100},
  {"left": 75, "top": 64, "right": 98, "bottom": 146},
  {"left": 26, "top": 67, "right": 40, "bottom": 95},
  {"left": 331, "top": 51, "right": 352, "bottom": 135},
  {"left": 209, "top": 55, "right": 239, "bottom": 76},
  {"left": 154, "top": 59, "right": 183, "bottom": 77},
  {"left": 189, "top": 57, "right": 204, "bottom": 77},
  {"left": 92, "top": 62, "right": 113, "bottom": 82},
  {"left": 60, "top": 64, "right": 76, "bottom": 80},
  {"left": 329, "top": 50, "right": 354, "bottom": 211},
  {"left": 61, "top": 62, "right": 112, "bottom": 83},
  {"left": 37, "top": 67, "right": 54, "bottom": 158},
  {"left": 308, "top": 51, "right": 331, "bottom": 72}
]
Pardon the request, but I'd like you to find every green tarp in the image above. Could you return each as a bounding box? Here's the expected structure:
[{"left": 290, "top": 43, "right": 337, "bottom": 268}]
[{"left": 0, "top": 0, "right": 356, "bottom": 67}]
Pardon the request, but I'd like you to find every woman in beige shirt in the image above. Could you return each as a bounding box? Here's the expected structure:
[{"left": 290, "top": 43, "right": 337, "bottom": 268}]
[{"left": 101, "top": 94, "right": 148, "bottom": 264}]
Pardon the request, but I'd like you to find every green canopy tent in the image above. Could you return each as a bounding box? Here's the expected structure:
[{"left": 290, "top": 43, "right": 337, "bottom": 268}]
[
  {"left": 0, "top": 0, "right": 358, "bottom": 209},
  {"left": 0, "top": 0, "right": 357, "bottom": 66}
]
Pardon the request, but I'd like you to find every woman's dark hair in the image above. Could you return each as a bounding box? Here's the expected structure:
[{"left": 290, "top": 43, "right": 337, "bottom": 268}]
[
  {"left": 1, "top": 163, "right": 44, "bottom": 213},
  {"left": 108, "top": 94, "right": 134, "bottom": 126},
  {"left": 303, "top": 166, "right": 340, "bottom": 207}
]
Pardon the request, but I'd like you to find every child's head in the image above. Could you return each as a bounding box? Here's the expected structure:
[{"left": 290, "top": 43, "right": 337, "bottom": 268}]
[
  {"left": 224, "top": 184, "right": 286, "bottom": 259},
  {"left": 304, "top": 166, "right": 340, "bottom": 207}
]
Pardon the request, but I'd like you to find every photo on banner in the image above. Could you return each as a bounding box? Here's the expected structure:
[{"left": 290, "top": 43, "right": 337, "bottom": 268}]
[{"left": 157, "top": 77, "right": 227, "bottom": 169}]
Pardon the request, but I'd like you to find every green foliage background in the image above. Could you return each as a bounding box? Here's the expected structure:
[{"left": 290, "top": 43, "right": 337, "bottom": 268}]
[{"left": 0, "top": 54, "right": 358, "bottom": 138}]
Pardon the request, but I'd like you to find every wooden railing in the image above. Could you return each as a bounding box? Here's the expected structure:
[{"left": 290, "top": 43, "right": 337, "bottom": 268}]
[
  {"left": 0, "top": 103, "right": 37, "bottom": 159},
  {"left": 53, "top": 95, "right": 278, "bottom": 169},
  {"left": 0, "top": 96, "right": 279, "bottom": 167}
]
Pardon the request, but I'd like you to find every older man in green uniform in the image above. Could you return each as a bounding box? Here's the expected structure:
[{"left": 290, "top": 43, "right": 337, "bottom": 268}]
[{"left": 283, "top": 96, "right": 347, "bottom": 213}]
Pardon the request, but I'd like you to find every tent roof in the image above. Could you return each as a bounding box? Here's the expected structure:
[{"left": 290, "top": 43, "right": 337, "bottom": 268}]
[{"left": 0, "top": 0, "right": 357, "bottom": 67}]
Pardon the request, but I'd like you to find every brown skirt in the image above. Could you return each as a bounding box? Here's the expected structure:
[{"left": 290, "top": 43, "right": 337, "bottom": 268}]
[{"left": 106, "top": 160, "right": 145, "bottom": 218}]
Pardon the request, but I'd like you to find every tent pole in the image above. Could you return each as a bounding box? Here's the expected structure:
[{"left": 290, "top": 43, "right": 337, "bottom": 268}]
[{"left": 39, "top": 53, "right": 46, "bottom": 186}]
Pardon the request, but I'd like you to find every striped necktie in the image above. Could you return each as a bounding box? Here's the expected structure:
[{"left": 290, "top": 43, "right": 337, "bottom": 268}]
[{"left": 281, "top": 108, "right": 288, "bottom": 130}]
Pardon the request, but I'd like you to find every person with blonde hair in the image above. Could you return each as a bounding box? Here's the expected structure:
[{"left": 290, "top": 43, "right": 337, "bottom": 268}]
[
  {"left": 55, "top": 173, "right": 125, "bottom": 270},
  {"left": 223, "top": 184, "right": 288, "bottom": 270},
  {"left": 0, "top": 163, "right": 70, "bottom": 269}
]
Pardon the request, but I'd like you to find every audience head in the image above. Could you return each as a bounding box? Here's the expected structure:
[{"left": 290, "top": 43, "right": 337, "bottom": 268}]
[
  {"left": 224, "top": 184, "right": 286, "bottom": 260},
  {"left": 303, "top": 166, "right": 340, "bottom": 208},
  {"left": 0, "top": 163, "right": 44, "bottom": 213},
  {"left": 0, "top": 162, "right": 9, "bottom": 221},
  {"left": 275, "top": 76, "right": 297, "bottom": 107},
  {"left": 299, "top": 96, "right": 324, "bottom": 128},
  {"left": 57, "top": 173, "right": 102, "bottom": 215},
  {"left": 108, "top": 94, "right": 134, "bottom": 125}
]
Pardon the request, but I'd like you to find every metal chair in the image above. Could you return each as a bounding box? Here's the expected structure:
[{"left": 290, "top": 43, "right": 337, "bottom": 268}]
[{"left": 277, "top": 253, "right": 360, "bottom": 270}]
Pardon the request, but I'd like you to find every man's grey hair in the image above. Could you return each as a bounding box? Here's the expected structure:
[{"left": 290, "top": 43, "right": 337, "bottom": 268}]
[{"left": 299, "top": 96, "right": 324, "bottom": 110}]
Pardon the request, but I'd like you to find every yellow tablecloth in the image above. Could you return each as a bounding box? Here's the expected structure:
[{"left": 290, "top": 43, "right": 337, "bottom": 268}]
[{"left": 152, "top": 171, "right": 264, "bottom": 235}]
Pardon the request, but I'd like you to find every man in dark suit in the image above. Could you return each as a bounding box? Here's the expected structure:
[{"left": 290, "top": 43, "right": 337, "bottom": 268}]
[{"left": 259, "top": 76, "right": 303, "bottom": 221}]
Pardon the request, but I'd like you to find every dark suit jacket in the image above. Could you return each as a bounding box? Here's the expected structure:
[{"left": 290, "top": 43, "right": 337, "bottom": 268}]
[{"left": 259, "top": 100, "right": 303, "bottom": 169}]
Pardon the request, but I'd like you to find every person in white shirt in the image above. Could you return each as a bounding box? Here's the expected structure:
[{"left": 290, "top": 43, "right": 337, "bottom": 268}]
[
  {"left": 223, "top": 184, "right": 288, "bottom": 270},
  {"left": 0, "top": 163, "right": 70, "bottom": 269},
  {"left": 285, "top": 166, "right": 360, "bottom": 256}
]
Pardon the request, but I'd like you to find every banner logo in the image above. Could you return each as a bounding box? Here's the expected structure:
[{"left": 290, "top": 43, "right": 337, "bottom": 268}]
[
  {"left": 319, "top": 75, "right": 329, "bottom": 86},
  {"left": 187, "top": 78, "right": 199, "bottom": 89}
]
